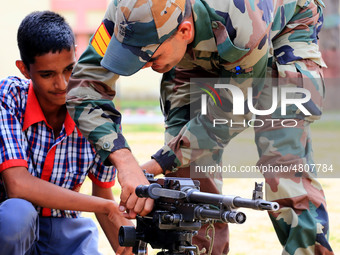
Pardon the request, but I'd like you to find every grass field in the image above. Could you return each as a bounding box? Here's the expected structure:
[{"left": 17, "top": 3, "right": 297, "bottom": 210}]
[{"left": 81, "top": 120, "right": 340, "bottom": 254}]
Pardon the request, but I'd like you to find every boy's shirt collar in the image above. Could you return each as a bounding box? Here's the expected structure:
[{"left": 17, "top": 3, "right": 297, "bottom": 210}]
[{"left": 23, "top": 81, "right": 75, "bottom": 135}]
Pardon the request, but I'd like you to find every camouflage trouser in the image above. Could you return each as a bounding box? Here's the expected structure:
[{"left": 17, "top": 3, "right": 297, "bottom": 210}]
[
  {"left": 255, "top": 118, "right": 332, "bottom": 255},
  {"left": 161, "top": 59, "right": 333, "bottom": 255},
  {"left": 254, "top": 59, "right": 333, "bottom": 255}
]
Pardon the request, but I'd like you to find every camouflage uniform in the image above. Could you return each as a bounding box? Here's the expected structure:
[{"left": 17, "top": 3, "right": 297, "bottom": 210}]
[{"left": 66, "top": 0, "right": 333, "bottom": 254}]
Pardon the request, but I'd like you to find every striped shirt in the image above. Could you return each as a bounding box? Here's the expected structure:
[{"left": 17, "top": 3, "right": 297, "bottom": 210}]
[{"left": 0, "top": 76, "right": 116, "bottom": 218}]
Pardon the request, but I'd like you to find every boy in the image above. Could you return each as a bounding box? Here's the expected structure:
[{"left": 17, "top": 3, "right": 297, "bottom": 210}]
[{"left": 0, "top": 11, "right": 132, "bottom": 255}]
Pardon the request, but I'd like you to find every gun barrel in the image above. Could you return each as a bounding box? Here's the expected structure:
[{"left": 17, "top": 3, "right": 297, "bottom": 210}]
[
  {"left": 187, "top": 189, "right": 279, "bottom": 211},
  {"left": 233, "top": 197, "right": 279, "bottom": 211}
]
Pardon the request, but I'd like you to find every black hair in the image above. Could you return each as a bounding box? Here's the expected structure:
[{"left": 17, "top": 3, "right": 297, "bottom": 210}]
[{"left": 17, "top": 11, "right": 75, "bottom": 69}]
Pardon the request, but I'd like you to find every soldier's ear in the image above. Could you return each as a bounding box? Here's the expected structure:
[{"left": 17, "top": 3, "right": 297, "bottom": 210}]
[
  {"left": 177, "top": 20, "right": 194, "bottom": 42},
  {"left": 16, "top": 60, "right": 31, "bottom": 79}
]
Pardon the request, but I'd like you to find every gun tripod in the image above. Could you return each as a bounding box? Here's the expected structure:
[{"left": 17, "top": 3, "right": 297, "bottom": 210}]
[{"left": 119, "top": 214, "right": 201, "bottom": 255}]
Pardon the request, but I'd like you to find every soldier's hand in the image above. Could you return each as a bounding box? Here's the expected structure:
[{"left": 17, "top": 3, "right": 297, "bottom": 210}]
[
  {"left": 141, "top": 159, "right": 164, "bottom": 176},
  {"left": 108, "top": 149, "right": 154, "bottom": 218}
]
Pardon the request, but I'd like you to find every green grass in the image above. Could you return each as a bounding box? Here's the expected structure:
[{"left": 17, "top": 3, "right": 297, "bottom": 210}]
[
  {"left": 123, "top": 124, "right": 165, "bottom": 132},
  {"left": 115, "top": 99, "right": 160, "bottom": 110},
  {"left": 311, "top": 120, "right": 340, "bottom": 131}
]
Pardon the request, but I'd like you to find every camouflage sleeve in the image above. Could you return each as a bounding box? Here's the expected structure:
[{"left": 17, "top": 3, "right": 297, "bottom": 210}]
[
  {"left": 271, "top": 0, "right": 326, "bottom": 67},
  {"left": 66, "top": 1, "right": 129, "bottom": 163},
  {"left": 264, "top": 0, "right": 326, "bottom": 122},
  {"left": 151, "top": 0, "right": 274, "bottom": 172}
]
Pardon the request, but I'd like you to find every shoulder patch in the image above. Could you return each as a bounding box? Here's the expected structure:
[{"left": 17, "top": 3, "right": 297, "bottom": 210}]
[{"left": 91, "top": 21, "right": 112, "bottom": 57}]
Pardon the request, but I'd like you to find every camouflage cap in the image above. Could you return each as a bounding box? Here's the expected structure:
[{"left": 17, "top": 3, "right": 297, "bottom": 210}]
[{"left": 101, "top": 0, "right": 187, "bottom": 76}]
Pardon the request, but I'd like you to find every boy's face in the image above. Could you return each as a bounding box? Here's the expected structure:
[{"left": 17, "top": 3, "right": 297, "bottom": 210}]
[{"left": 20, "top": 48, "right": 76, "bottom": 110}]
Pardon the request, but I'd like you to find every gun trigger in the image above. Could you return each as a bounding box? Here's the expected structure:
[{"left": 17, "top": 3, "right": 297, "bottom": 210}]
[{"left": 152, "top": 188, "right": 187, "bottom": 199}]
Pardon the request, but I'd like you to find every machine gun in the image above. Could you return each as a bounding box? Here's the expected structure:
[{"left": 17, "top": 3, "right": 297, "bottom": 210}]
[{"left": 119, "top": 173, "right": 279, "bottom": 255}]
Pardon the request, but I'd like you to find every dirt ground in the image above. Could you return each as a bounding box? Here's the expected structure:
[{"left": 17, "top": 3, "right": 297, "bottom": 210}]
[{"left": 82, "top": 127, "right": 340, "bottom": 254}]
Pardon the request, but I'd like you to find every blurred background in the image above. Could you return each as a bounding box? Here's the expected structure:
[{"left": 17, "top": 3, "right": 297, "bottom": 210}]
[{"left": 0, "top": 0, "right": 339, "bottom": 254}]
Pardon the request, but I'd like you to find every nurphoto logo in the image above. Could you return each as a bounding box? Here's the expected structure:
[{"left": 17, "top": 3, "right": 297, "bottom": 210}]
[{"left": 200, "top": 84, "right": 312, "bottom": 128}]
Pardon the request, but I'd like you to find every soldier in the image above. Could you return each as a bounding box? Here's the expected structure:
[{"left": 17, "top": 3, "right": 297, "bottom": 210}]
[{"left": 66, "top": 0, "right": 333, "bottom": 254}]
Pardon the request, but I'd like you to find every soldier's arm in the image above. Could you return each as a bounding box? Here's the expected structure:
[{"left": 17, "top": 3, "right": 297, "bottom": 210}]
[
  {"left": 66, "top": 0, "right": 153, "bottom": 217},
  {"left": 67, "top": 0, "right": 124, "bottom": 161}
]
